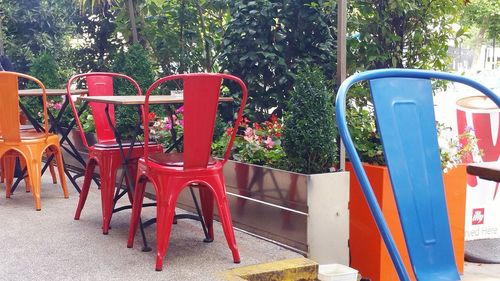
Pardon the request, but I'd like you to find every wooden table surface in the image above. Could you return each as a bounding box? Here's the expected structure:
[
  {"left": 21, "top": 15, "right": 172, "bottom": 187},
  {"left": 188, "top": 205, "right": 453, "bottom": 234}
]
[
  {"left": 467, "top": 161, "right": 500, "bottom": 182},
  {"left": 77, "top": 95, "right": 233, "bottom": 105},
  {"left": 19, "top": 89, "right": 88, "bottom": 96}
]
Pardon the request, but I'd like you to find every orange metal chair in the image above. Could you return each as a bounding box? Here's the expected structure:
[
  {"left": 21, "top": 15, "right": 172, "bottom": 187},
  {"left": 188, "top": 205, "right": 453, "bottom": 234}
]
[
  {"left": 127, "top": 73, "right": 247, "bottom": 271},
  {"left": 0, "top": 72, "right": 68, "bottom": 210},
  {"left": 68, "top": 72, "right": 163, "bottom": 235}
]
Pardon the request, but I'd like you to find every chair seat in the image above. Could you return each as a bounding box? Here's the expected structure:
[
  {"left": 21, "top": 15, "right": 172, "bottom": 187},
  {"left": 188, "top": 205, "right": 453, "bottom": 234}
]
[
  {"left": 148, "top": 152, "right": 216, "bottom": 167},
  {"left": 93, "top": 140, "right": 160, "bottom": 149},
  {"left": 0, "top": 131, "right": 56, "bottom": 140}
]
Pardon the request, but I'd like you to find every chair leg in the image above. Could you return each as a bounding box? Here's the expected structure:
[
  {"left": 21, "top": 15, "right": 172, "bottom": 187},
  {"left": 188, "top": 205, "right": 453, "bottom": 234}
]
[
  {"left": 0, "top": 158, "right": 4, "bottom": 183},
  {"left": 19, "top": 157, "right": 31, "bottom": 192},
  {"left": 52, "top": 147, "right": 68, "bottom": 198},
  {"left": 210, "top": 174, "right": 240, "bottom": 263},
  {"left": 199, "top": 188, "right": 215, "bottom": 240},
  {"left": 24, "top": 153, "right": 43, "bottom": 211},
  {"left": 127, "top": 176, "right": 147, "bottom": 248},
  {"left": 99, "top": 157, "right": 120, "bottom": 235},
  {"left": 74, "top": 160, "right": 96, "bottom": 220},
  {"left": 155, "top": 187, "right": 178, "bottom": 271},
  {"left": 49, "top": 160, "right": 58, "bottom": 184},
  {"left": 3, "top": 156, "right": 16, "bottom": 198}
]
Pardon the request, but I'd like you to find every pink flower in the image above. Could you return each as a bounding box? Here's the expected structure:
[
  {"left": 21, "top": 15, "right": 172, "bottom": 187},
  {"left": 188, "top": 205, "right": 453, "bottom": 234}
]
[
  {"left": 176, "top": 106, "right": 184, "bottom": 113},
  {"left": 54, "top": 102, "right": 62, "bottom": 110},
  {"left": 164, "top": 119, "right": 172, "bottom": 130},
  {"left": 264, "top": 137, "right": 274, "bottom": 149},
  {"left": 244, "top": 127, "right": 256, "bottom": 143}
]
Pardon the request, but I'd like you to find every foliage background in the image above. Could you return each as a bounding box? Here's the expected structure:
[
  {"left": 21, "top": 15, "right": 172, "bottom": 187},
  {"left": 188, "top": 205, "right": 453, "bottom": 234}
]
[{"left": 0, "top": 0, "right": 481, "bottom": 170}]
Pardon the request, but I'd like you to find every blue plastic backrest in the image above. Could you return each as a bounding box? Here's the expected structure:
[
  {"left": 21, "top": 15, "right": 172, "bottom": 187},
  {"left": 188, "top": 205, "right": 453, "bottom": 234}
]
[{"left": 336, "top": 69, "right": 500, "bottom": 281}]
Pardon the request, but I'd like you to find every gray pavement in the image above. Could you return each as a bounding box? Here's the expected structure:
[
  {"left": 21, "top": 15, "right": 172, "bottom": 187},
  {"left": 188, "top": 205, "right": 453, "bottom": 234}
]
[
  {"left": 0, "top": 173, "right": 499, "bottom": 281},
  {"left": 0, "top": 174, "right": 301, "bottom": 281}
]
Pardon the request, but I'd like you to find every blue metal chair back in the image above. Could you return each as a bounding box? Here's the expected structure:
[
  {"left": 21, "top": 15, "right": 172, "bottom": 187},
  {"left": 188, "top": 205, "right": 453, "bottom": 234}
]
[{"left": 336, "top": 69, "right": 500, "bottom": 281}]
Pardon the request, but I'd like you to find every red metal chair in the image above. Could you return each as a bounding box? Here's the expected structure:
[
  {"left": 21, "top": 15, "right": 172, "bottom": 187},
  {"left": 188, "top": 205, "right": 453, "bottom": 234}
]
[
  {"left": 127, "top": 73, "right": 247, "bottom": 271},
  {"left": 68, "top": 72, "right": 163, "bottom": 234}
]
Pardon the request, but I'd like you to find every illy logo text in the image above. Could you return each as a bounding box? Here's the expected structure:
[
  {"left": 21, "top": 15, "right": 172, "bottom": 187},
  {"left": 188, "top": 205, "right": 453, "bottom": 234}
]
[{"left": 472, "top": 208, "right": 485, "bottom": 225}]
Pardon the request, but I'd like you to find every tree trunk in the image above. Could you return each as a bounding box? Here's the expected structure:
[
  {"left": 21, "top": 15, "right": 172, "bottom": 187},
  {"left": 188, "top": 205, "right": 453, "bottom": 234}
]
[
  {"left": 493, "top": 36, "right": 496, "bottom": 70},
  {"left": 0, "top": 15, "right": 4, "bottom": 56},
  {"left": 126, "top": 0, "right": 139, "bottom": 44},
  {"left": 196, "top": 2, "right": 211, "bottom": 71},
  {"left": 179, "top": 0, "right": 186, "bottom": 73}
]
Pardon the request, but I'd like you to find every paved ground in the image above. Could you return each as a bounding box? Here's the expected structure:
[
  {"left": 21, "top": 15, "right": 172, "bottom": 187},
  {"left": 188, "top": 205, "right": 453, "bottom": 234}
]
[
  {"left": 0, "top": 174, "right": 301, "bottom": 281},
  {"left": 0, "top": 173, "right": 499, "bottom": 281},
  {"left": 463, "top": 263, "right": 500, "bottom": 281}
]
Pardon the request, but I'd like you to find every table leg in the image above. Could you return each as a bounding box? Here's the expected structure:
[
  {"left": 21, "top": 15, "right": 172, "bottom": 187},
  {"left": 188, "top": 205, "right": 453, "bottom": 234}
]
[
  {"left": 104, "top": 103, "right": 151, "bottom": 252},
  {"left": 12, "top": 100, "right": 90, "bottom": 194}
]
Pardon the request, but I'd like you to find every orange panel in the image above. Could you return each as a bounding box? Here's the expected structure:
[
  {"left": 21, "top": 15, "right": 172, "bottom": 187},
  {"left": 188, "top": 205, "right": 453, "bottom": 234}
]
[{"left": 347, "top": 163, "right": 466, "bottom": 281}]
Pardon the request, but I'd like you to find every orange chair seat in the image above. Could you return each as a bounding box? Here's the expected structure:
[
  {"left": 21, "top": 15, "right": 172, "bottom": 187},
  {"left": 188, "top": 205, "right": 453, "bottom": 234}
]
[{"left": 0, "top": 131, "right": 59, "bottom": 141}]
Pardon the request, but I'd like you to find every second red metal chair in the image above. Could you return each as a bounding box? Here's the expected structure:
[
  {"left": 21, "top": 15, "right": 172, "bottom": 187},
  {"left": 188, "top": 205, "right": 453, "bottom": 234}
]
[{"left": 68, "top": 72, "right": 163, "bottom": 234}]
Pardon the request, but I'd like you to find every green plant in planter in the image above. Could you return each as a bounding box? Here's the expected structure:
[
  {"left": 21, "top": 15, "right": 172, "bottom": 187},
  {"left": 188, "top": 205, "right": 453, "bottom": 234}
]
[
  {"left": 23, "top": 53, "right": 65, "bottom": 122},
  {"left": 346, "top": 103, "right": 384, "bottom": 165},
  {"left": 282, "top": 65, "right": 337, "bottom": 174},
  {"left": 80, "top": 109, "right": 95, "bottom": 133}
]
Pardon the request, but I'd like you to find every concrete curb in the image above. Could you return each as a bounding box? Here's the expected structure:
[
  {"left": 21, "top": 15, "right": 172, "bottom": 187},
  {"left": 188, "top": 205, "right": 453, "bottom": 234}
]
[{"left": 223, "top": 258, "right": 318, "bottom": 281}]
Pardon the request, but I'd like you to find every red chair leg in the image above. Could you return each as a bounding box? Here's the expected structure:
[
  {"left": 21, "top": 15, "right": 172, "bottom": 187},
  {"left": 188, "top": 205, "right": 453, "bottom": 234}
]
[
  {"left": 74, "top": 160, "right": 97, "bottom": 220},
  {"left": 99, "top": 157, "right": 120, "bottom": 235},
  {"left": 127, "top": 176, "right": 147, "bottom": 248},
  {"left": 199, "top": 188, "right": 215, "bottom": 240},
  {"left": 155, "top": 185, "right": 178, "bottom": 271},
  {"left": 210, "top": 174, "right": 240, "bottom": 263}
]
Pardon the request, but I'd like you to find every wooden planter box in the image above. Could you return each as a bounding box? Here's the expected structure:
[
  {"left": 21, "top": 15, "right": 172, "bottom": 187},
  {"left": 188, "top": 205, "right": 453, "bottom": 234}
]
[
  {"left": 176, "top": 160, "right": 351, "bottom": 265},
  {"left": 346, "top": 163, "right": 466, "bottom": 281}
]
